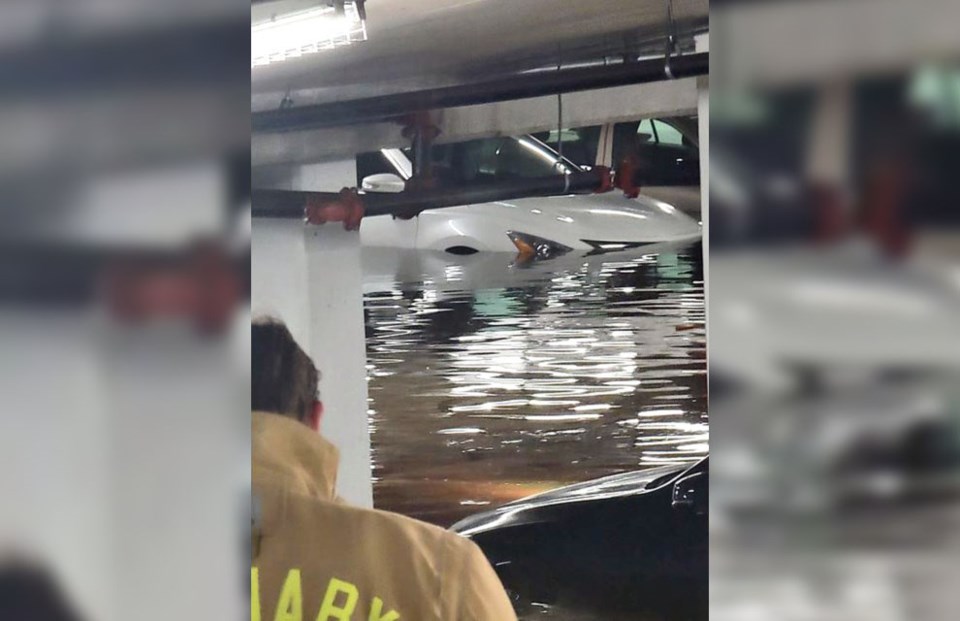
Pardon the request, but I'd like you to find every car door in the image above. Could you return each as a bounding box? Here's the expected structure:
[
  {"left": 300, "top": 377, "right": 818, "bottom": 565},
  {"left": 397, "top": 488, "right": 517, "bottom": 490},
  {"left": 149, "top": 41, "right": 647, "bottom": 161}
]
[
  {"left": 618, "top": 118, "right": 699, "bottom": 186},
  {"left": 596, "top": 118, "right": 702, "bottom": 217}
]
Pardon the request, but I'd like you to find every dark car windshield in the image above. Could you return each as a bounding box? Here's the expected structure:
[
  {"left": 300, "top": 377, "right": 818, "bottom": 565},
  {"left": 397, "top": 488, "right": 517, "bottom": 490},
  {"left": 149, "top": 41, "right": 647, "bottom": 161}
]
[{"left": 407, "top": 136, "right": 580, "bottom": 185}]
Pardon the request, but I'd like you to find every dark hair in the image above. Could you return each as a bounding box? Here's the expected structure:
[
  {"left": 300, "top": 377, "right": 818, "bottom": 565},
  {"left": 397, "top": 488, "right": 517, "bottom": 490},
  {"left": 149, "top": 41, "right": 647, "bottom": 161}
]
[
  {"left": 251, "top": 319, "right": 318, "bottom": 421},
  {"left": 0, "top": 560, "right": 83, "bottom": 621}
]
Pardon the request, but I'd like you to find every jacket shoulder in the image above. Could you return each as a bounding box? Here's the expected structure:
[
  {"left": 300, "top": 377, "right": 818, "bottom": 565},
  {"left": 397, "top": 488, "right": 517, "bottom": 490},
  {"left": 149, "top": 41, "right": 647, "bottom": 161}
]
[
  {"left": 256, "top": 491, "right": 515, "bottom": 620},
  {"left": 336, "top": 504, "right": 518, "bottom": 620}
]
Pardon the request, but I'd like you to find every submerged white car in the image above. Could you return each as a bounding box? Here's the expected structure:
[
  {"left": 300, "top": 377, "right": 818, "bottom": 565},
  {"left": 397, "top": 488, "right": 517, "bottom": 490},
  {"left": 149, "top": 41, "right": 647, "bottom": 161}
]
[
  {"left": 531, "top": 116, "right": 703, "bottom": 218},
  {"left": 356, "top": 135, "right": 701, "bottom": 255}
]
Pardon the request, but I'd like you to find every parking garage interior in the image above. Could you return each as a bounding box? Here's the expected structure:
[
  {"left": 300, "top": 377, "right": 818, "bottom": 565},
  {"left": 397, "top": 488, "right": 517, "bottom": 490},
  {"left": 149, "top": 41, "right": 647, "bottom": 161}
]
[
  {"left": 252, "top": 1, "right": 708, "bottom": 619},
  {"left": 4, "top": 2, "right": 960, "bottom": 621}
]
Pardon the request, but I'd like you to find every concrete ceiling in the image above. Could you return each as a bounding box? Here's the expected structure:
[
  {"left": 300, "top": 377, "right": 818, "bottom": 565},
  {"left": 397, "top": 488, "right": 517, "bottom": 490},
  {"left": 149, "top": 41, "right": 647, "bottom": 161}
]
[{"left": 252, "top": 0, "right": 708, "bottom": 109}]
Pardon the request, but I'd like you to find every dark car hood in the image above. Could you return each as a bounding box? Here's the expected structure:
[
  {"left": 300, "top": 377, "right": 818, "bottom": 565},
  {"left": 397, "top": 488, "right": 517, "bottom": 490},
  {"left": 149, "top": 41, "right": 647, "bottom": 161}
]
[{"left": 452, "top": 458, "right": 706, "bottom": 536}]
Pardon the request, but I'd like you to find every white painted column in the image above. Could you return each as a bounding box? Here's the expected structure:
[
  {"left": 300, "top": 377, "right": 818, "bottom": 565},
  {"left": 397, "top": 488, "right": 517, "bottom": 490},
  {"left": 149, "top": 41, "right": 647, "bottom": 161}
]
[
  {"left": 305, "top": 226, "right": 373, "bottom": 507},
  {"left": 251, "top": 219, "right": 312, "bottom": 346},
  {"left": 696, "top": 34, "right": 710, "bottom": 286},
  {"left": 251, "top": 158, "right": 373, "bottom": 507},
  {"left": 698, "top": 78, "right": 709, "bottom": 272},
  {"left": 296, "top": 160, "right": 373, "bottom": 507},
  {"left": 252, "top": 217, "right": 374, "bottom": 507},
  {"left": 696, "top": 34, "right": 711, "bottom": 404}
]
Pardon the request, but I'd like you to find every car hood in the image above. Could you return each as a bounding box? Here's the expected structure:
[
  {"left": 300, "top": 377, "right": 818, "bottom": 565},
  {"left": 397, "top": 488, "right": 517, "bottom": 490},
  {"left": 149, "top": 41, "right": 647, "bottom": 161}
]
[
  {"left": 451, "top": 459, "right": 704, "bottom": 536},
  {"left": 425, "top": 191, "right": 701, "bottom": 252},
  {"left": 537, "top": 193, "right": 702, "bottom": 245}
]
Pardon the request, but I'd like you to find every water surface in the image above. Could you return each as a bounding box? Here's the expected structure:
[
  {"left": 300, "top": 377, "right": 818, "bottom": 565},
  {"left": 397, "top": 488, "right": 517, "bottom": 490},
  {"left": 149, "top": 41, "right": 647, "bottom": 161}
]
[{"left": 363, "top": 242, "right": 707, "bottom": 526}]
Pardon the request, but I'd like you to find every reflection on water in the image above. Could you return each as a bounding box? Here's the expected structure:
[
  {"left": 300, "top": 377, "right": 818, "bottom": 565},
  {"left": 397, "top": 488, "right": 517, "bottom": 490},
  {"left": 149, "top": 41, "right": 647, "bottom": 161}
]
[{"left": 363, "top": 242, "right": 707, "bottom": 526}]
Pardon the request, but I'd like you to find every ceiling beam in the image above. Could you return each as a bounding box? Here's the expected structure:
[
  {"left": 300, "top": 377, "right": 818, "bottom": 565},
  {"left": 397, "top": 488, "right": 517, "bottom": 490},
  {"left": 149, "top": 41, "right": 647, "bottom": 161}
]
[{"left": 254, "top": 52, "right": 708, "bottom": 133}]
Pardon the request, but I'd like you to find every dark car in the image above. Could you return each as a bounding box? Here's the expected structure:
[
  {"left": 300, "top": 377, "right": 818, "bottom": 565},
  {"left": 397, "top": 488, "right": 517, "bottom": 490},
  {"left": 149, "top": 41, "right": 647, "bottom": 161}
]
[{"left": 451, "top": 458, "right": 708, "bottom": 619}]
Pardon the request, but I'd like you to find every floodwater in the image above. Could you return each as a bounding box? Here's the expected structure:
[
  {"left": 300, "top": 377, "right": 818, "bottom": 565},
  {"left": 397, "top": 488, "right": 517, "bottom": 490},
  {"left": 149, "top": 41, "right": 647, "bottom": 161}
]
[{"left": 363, "top": 241, "right": 707, "bottom": 527}]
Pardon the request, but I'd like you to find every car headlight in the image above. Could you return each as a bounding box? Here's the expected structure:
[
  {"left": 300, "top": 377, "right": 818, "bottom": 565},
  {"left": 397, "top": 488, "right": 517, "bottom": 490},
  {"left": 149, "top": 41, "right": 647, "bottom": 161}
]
[{"left": 507, "top": 231, "right": 573, "bottom": 264}]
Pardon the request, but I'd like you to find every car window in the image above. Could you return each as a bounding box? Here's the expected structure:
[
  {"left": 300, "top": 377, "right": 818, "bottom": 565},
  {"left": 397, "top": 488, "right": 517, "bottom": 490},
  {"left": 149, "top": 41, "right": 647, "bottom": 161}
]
[
  {"left": 540, "top": 129, "right": 581, "bottom": 144},
  {"left": 625, "top": 119, "right": 700, "bottom": 186},
  {"left": 356, "top": 150, "right": 398, "bottom": 184},
  {"left": 531, "top": 126, "right": 600, "bottom": 167},
  {"left": 636, "top": 119, "right": 686, "bottom": 147},
  {"left": 451, "top": 136, "right": 564, "bottom": 182},
  {"left": 375, "top": 136, "right": 569, "bottom": 186},
  {"left": 498, "top": 138, "right": 561, "bottom": 178},
  {"left": 653, "top": 120, "right": 685, "bottom": 146},
  {"left": 637, "top": 119, "right": 655, "bottom": 144},
  {"left": 452, "top": 138, "right": 501, "bottom": 183}
]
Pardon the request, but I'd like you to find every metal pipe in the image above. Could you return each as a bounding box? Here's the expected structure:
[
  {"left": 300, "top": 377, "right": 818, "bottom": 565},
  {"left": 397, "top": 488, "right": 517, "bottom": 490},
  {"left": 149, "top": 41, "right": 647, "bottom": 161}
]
[
  {"left": 252, "top": 169, "right": 610, "bottom": 219},
  {"left": 412, "top": 129, "right": 425, "bottom": 178},
  {"left": 253, "top": 51, "right": 708, "bottom": 133}
]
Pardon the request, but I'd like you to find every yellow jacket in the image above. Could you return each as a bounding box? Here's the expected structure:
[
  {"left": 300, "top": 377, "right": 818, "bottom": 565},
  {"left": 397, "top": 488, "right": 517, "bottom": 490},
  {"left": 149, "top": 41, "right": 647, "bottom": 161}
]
[{"left": 252, "top": 412, "right": 517, "bottom": 621}]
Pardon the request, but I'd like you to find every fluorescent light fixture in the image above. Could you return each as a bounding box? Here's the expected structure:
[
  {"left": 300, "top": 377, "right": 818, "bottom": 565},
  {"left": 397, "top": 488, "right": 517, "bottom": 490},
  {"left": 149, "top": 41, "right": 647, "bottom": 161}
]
[{"left": 252, "top": 2, "right": 367, "bottom": 68}]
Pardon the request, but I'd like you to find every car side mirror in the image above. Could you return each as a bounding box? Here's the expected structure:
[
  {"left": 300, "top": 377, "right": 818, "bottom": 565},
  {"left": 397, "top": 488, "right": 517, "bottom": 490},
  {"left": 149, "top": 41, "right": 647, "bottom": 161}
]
[
  {"left": 361, "top": 173, "right": 406, "bottom": 193},
  {"left": 672, "top": 471, "right": 707, "bottom": 516}
]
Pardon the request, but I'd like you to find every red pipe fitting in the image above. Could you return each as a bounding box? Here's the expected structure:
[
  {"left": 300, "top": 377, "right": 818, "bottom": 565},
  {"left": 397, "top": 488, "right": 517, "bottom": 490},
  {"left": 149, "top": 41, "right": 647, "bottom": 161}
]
[
  {"left": 304, "top": 187, "right": 365, "bottom": 231},
  {"left": 615, "top": 156, "right": 641, "bottom": 199},
  {"left": 592, "top": 166, "right": 614, "bottom": 193}
]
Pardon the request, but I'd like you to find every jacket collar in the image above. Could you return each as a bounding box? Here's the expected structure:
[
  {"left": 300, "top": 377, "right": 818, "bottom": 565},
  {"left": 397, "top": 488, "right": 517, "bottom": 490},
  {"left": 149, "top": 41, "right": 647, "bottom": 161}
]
[{"left": 252, "top": 411, "right": 339, "bottom": 501}]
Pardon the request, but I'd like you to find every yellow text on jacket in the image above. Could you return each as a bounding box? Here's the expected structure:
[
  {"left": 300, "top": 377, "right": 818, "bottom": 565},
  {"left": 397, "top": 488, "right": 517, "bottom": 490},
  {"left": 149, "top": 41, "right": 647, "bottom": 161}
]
[{"left": 252, "top": 568, "right": 402, "bottom": 621}]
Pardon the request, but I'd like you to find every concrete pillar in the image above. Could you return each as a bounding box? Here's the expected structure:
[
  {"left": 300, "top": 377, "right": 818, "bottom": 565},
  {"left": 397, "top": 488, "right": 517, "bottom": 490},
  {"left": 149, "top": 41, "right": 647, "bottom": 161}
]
[
  {"left": 251, "top": 159, "right": 373, "bottom": 507},
  {"left": 696, "top": 34, "right": 710, "bottom": 286},
  {"left": 698, "top": 76, "right": 709, "bottom": 294},
  {"left": 251, "top": 219, "right": 312, "bottom": 346},
  {"left": 306, "top": 226, "right": 373, "bottom": 507}
]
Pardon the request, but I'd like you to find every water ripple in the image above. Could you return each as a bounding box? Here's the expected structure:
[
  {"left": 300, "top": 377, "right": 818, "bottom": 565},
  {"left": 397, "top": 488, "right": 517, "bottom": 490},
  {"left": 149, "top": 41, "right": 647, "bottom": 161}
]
[{"left": 363, "top": 243, "right": 706, "bottom": 525}]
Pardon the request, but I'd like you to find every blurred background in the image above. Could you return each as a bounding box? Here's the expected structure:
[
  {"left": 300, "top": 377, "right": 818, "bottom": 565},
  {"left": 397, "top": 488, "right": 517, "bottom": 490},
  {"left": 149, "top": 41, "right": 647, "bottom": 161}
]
[
  {"left": 710, "top": 1, "right": 960, "bottom": 620},
  {"left": 0, "top": 1, "right": 249, "bottom": 620}
]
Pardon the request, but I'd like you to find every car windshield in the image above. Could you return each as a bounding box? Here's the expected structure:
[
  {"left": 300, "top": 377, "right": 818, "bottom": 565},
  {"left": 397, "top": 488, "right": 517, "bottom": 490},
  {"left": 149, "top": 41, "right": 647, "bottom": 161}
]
[
  {"left": 403, "top": 136, "right": 581, "bottom": 185},
  {"left": 531, "top": 126, "right": 602, "bottom": 167}
]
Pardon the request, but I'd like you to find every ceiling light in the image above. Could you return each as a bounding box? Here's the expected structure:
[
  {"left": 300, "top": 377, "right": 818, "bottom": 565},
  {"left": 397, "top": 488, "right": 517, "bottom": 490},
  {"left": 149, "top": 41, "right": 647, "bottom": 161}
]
[{"left": 252, "top": 1, "right": 367, "bottom": 68}]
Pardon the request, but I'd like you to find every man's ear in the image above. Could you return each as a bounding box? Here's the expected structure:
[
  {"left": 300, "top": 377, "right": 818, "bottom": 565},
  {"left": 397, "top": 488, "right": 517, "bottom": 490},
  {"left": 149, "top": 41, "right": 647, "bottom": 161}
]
[{"left": 308, "top": 399, "right": 323, "bottom": 432}]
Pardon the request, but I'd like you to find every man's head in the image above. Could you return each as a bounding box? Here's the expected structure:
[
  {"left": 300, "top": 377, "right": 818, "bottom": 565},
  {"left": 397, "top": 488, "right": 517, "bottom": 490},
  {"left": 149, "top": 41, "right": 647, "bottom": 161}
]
[{"left": 251, "top": 319, "right": 323, "bottom": 430}]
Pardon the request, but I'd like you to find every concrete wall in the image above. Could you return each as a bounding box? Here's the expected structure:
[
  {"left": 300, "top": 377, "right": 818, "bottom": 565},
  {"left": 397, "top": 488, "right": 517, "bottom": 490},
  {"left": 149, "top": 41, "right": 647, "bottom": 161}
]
[{"left": 253, "top": 77, "right": 699, "bottom": 167}]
